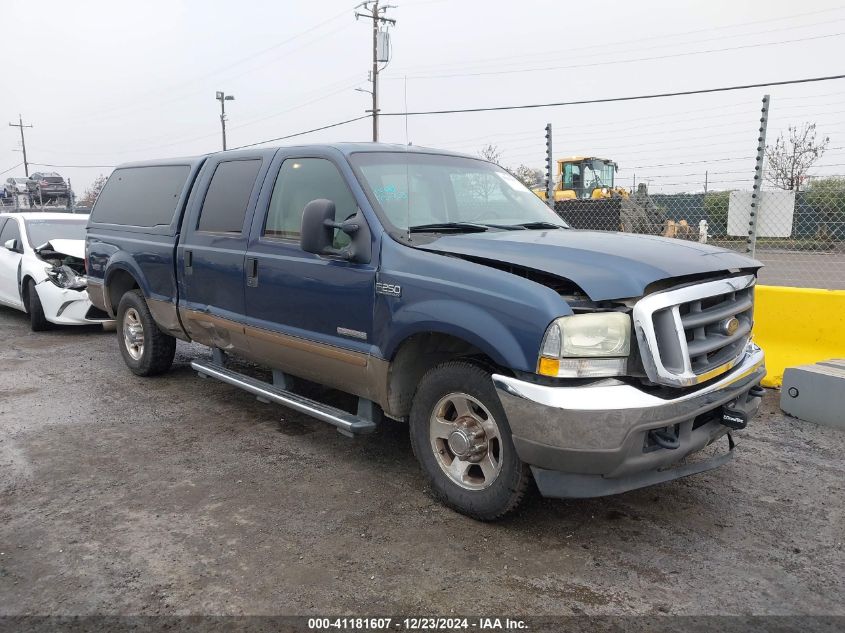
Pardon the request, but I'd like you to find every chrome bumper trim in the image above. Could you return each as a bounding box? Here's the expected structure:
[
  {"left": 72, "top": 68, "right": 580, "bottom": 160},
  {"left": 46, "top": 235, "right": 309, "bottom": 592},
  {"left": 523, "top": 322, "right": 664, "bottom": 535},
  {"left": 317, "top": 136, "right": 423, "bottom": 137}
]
[
  {"left": 493, "top": 343, "right": 763, "bottom": 413},
  {"left": 492, "top": 344, "right": 765, "bottom": 474}
]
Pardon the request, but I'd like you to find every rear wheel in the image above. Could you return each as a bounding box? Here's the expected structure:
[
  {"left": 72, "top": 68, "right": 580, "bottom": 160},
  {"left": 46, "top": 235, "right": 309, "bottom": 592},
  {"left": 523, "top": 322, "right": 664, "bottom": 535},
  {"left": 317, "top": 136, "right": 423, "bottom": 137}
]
[
  {"left": 26, "top": 279, "right": 50, "bottom": 332},
  {"left": 409, "top": 361, "right": 531, "bottom": 520},
  {"left": 116, "top": 290, "right": 176, "bottom": 376}
]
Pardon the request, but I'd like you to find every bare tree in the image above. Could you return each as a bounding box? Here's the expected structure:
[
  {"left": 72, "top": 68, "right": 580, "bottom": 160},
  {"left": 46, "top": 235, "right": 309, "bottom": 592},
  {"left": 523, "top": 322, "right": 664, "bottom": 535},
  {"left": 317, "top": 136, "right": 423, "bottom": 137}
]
[
  {"left": 765, "top": 123, "right": 829, "bottom": 191},
  {"left": 509, "top": 164, "right": 544, "bottom": 188},
  {"left": 478, "top": 144, "right": 502, "bottom": 165},
  {"left": 78, "top": 174, "right": 108, "bottom": 207}
]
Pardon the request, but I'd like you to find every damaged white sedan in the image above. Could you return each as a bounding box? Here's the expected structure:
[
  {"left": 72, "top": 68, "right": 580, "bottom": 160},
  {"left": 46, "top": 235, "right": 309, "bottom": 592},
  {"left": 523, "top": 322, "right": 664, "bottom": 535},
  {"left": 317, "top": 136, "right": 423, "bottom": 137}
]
[{"left": 0, "top": 212, "right": 111, "bottom": 331}]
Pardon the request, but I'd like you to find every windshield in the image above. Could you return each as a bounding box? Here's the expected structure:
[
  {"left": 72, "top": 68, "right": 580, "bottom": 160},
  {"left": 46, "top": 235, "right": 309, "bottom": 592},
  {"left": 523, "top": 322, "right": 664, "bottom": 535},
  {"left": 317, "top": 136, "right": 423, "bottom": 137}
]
[
  {"left": 582, "top": 160, "right": 614, "bottom": 191},
  {"left": 351, "top": 152, "right": 567, "bottom": 233},
  {"left": 25, "top": 219, "right": 87, "bottom": 248}
]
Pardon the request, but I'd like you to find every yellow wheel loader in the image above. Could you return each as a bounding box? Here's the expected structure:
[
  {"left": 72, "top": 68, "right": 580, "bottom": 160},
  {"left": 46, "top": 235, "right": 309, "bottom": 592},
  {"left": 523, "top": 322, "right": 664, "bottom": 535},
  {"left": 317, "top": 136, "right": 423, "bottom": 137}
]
[{"left": 533, "top": 157, "right": 664, "bottom": 234}]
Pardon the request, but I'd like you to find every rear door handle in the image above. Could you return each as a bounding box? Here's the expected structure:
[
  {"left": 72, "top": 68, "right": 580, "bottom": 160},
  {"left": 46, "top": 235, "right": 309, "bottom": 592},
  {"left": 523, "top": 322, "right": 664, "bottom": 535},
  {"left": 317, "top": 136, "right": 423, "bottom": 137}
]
[
  {"left": 246, "top": 257, "right": 258, "bottom": 287},
  {"left": 185, "top": 249, "right": 193, "bottom": 275}
]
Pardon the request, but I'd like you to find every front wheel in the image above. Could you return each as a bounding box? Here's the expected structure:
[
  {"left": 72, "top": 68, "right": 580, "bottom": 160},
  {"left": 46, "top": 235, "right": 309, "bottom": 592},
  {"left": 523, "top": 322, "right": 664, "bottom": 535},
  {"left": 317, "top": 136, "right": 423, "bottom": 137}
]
[
  {"left": 26, "top": 279, "right": 50, "bottom": 331},
  {"left": 409, "top": 361, "right": 532, "bottom": 520},
  {"left": 116, "top": 290, "right": 176, "bottom": 376}
]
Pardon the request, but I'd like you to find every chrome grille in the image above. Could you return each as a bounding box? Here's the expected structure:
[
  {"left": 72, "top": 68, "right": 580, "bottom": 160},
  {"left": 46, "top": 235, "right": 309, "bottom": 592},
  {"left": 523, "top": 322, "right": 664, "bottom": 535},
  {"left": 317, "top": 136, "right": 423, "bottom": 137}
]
[{"left": 633, "top": 275, "right": 756, "bottom": 387}]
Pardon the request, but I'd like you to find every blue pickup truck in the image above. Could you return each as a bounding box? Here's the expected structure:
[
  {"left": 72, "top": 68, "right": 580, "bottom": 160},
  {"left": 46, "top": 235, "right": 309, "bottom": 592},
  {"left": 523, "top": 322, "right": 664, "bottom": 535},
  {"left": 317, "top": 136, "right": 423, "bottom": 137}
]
[{"left": 86, "top": 143, "right": 765, "bottom": 520}]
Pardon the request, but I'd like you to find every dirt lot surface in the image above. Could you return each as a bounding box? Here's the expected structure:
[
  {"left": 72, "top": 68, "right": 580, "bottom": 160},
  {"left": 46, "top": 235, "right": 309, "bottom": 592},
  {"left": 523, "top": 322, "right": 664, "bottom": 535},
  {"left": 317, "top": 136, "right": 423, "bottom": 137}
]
[{"left": 1, "top": 305, "right": 843, "bottom": 619}]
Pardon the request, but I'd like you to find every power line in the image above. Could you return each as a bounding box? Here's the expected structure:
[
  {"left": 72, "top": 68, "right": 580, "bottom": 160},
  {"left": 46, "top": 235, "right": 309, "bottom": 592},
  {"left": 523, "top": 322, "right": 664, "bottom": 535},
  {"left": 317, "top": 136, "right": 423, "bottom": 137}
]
[
  {"left": 397, "top": 32, "right": 845, "bottom": 80},
  {"left": 381, "top": 74, "right": 845, "bottom": 117},
  {"left": 628, "top": 156, "right": 754, "bottom": 169},
  {"left": 0, "top": 162, "right": 23, "bottom": 176},
  {"left": 230, "top": 115, "right": 370, "bottom": 150},
  {"left": 67, "top": 6, "right": 359, "bottom": 125},
  {"left": 391, "top": 11, "right": 845, "bottom": 77}
]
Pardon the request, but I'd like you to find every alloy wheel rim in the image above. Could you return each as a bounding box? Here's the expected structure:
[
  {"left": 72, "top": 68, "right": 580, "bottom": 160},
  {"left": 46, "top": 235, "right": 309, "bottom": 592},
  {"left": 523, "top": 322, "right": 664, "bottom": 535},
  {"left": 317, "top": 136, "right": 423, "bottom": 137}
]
[
  {"left": 429, "top": 392, "right": 503, "bottom": 490},
  {"left": 123, "top": 308, "right": 144, "bottom": 360}
]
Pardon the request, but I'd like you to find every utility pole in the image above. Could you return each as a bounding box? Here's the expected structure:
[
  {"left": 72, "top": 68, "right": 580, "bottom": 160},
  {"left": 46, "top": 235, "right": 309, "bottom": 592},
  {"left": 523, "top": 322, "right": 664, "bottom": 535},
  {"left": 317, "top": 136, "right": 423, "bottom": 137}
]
[
  {"left": 215, "top": 91, "right": 235, "bottom": 150},
  {"left": 704, "top": 170, "right": 709, "bottom": 194},
  {"left": 9, "top": 115, "right": 32, "bottom": 176},
  {"left": 355, "top": 1, "right": 396, "bottom": 142}
]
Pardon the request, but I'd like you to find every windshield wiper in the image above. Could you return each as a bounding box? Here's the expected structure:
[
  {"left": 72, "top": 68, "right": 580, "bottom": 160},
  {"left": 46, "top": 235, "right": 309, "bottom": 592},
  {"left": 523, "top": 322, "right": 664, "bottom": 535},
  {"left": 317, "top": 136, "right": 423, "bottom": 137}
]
[
  {"left": 508, "top": 221, "right": 567, "bottom": 230},
  {"left": 408, "top": 222, "right": 490, "bottom": 233}
]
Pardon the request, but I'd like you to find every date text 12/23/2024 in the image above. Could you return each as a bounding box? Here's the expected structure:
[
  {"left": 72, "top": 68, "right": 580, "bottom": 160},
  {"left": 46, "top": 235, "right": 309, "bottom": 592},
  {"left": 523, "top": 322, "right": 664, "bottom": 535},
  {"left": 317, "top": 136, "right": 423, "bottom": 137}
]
[{"left": 307, "top": 617, "right": 528, "bottom": 630}]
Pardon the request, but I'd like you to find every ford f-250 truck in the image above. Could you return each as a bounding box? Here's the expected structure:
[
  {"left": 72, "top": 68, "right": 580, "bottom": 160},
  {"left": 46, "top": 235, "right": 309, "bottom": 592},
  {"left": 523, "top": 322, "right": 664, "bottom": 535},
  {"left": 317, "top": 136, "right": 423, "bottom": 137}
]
[{"left": 86, "top": 143, "right": 765, "bottom": 520}]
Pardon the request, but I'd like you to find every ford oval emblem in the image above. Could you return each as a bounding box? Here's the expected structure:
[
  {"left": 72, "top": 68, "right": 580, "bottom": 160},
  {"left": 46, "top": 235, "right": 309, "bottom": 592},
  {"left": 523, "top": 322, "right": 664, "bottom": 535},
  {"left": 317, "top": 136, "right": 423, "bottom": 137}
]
[{"left": 720, "top": 317, "right": 740, "bottom": 336}]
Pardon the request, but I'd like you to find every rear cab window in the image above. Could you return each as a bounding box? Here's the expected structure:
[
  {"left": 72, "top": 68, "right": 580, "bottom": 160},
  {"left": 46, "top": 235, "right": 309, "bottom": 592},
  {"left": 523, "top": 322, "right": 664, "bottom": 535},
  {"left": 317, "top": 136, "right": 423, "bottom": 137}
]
[{"left": 90, "top": 164, "right": 193, "bottom": 230}]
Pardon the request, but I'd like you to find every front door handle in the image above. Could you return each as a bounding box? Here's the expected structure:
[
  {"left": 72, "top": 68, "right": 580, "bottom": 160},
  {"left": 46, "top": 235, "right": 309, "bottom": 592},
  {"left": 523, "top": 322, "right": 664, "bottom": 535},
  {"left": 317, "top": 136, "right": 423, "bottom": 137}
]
[{"left": 246, "top": 257, "right": 258, "bottom": 287}]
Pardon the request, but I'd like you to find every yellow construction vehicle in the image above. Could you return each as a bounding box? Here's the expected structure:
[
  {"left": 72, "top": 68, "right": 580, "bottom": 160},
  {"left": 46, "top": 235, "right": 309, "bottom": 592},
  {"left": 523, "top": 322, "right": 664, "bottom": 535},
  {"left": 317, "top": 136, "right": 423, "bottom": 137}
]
[
  {"left": 533, "top": 156, "right": 664, "bottom": 234},
  {"left": 534, "top": 156, "right": 629, "bottom": 201}
]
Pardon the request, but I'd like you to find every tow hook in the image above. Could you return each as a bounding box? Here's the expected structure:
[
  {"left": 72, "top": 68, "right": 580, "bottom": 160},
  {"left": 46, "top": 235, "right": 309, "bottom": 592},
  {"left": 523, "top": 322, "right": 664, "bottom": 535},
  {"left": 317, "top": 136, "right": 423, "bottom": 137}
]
[
  {"left": 749, "top": 385, "right": 765, "bottom": 397},
  {"left": 648, "top": 427, "right": 680, "bottom": 450}
]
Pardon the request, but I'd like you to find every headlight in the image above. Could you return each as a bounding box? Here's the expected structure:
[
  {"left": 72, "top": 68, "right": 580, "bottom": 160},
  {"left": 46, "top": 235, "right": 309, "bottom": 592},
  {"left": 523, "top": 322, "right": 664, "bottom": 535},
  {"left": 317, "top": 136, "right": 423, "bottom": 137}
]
[
  {"left": 45, "top": 265, "right": 87, "bottom": 290},
  {"left": 538, "top": 312, "right": 631, "bottom": 378}
]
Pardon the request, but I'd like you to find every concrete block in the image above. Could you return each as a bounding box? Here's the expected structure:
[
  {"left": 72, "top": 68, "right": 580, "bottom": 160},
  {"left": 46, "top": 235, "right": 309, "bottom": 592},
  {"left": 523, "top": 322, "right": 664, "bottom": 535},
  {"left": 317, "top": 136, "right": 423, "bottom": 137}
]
[{"left": 780, "top": 359, "right": 845, "bottom": 430}]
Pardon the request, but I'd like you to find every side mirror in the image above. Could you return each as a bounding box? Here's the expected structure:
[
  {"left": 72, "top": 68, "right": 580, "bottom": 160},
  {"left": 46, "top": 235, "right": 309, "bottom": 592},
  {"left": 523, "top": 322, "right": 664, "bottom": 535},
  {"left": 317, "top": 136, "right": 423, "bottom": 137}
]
[
  {"left": 300, "top": 199, "right": 367, "bottom": 261},
  {"left": 300, "top": 199, "right": 337, "bottom": 256},
  {"left": 4, "top": 239, "right": 19, "bottom": 253}
]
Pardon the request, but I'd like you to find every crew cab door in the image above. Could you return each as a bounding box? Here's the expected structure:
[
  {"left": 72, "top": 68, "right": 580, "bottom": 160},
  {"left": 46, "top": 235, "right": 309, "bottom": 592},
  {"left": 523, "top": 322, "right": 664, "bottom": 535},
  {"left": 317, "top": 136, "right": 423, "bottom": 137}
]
[
  {"left": 0, "top": 218, "right": 25, "bottom": 309},
  {"left": 177, "top": 151, "right": 274, "bottom": 350},
  {"left": 242, "top": 150, "right": 380, "bottom": 396}
]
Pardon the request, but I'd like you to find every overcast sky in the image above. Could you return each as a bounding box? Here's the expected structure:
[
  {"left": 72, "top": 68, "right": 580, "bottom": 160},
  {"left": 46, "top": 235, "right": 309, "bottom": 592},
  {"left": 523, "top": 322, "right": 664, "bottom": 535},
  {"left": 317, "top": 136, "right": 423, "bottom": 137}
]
[{"left": 3, "top": 0, "right": 845, "bottom": 195}]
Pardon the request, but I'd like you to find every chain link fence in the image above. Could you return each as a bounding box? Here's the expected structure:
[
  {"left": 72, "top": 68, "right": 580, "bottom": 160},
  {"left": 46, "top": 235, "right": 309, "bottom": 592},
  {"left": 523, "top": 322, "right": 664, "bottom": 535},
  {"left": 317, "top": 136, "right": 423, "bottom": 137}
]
[
  {"left": 440, "top": 91, "right": 845, "bottom": 291},
  {"left": 0, "top": 188, "right": 88, "bottom": 214},
  {"left": 547, "top": 184, "right": 845, "bottom": 290}
]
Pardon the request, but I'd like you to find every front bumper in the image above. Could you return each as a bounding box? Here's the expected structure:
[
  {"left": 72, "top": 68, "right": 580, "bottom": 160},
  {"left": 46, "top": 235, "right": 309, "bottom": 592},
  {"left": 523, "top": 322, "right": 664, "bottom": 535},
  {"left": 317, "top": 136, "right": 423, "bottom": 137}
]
[
  {"left": 492, "top": 343, "right": 765, "bottom": 498},
  {"left": 35, "top": 280, "right": 112, "bottom": 325}
]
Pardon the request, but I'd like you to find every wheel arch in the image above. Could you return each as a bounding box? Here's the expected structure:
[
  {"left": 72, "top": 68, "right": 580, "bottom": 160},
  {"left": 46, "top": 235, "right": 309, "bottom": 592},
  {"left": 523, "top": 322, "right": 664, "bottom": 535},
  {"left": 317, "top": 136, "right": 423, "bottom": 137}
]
[
  {"left": 19, "top": 273, "right": 37, "bottom": 310},
  {"left": 103, "top": 266, "right": 142, "bottom": 315},
  {"left": 384, "top": 330, "right": 514, "bottom": 421}
]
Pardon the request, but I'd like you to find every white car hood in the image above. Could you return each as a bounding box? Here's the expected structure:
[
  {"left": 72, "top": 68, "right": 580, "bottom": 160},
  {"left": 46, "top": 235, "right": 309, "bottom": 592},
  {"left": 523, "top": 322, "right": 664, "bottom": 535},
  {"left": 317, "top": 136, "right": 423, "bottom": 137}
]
[{"left": 38, "top": 239, "right": 85, "bottom": 259}]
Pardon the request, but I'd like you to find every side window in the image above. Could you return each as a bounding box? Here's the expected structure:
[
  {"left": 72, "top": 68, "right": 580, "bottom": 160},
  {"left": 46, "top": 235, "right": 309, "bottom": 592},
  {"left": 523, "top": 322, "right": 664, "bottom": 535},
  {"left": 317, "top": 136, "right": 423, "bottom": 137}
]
[
  {"left": 263, "top": 158, "right": 357, "bottom": 243},
  {"left": 0, "top": 219, "right": 21, "bottom": 249},
  {"left": 196, "top": 159, "right": 262, "bottom": 233},
  {"left": 91, "top": 165, "right": 191, "bottom": 227}
]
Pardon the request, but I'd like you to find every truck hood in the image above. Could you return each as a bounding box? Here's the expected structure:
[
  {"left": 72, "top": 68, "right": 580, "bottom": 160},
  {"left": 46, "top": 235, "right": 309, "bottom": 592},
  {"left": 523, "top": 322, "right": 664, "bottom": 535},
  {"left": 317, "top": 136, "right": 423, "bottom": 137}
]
[
  {"left": 35, "top": 239, "right": 85, "bottom": 260},
  {"left": 415, "top": 229, "right": 761, "bottom": 301}
]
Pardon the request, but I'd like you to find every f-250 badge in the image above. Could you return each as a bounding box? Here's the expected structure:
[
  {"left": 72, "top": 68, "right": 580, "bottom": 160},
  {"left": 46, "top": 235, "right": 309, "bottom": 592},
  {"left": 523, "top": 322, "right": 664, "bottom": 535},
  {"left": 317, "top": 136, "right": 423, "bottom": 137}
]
[{"left": 375, "top": 282, "right": 401, "bottom": 297}]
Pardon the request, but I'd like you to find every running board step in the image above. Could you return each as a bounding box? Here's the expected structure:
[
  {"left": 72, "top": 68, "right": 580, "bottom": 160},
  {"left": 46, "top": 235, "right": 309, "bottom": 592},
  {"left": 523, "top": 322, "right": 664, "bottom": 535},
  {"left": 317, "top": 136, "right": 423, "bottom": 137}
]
[{"left": 191, "top": 361, "right": 377, "bottom": 435}]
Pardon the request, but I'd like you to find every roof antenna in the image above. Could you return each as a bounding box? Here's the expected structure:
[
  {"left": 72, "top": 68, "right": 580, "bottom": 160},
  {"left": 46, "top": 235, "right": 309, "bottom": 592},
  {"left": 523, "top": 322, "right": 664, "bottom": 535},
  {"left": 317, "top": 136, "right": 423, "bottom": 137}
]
[
  {"left": 404, "top": 75, "right": 410, "bottom": 145},
  {"left": 405, "top": 157, "right": 411, "bottom": 241}
]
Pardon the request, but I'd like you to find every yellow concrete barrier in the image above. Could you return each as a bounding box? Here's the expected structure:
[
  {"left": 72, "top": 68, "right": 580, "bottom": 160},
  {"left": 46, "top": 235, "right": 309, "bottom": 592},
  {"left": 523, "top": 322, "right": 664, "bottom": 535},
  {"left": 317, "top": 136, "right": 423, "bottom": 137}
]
[{"left": 754, "top": 285, "right": 845, "bottom": 388}]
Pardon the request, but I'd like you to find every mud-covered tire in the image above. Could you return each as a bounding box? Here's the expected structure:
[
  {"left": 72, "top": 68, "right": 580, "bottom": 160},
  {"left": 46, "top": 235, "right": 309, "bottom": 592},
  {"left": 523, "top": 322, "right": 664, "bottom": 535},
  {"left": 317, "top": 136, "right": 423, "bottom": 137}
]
[
  {"left": 409, "top": 361, "right": 532, "bottom": 521},
  {"left": 26, "top": 279, "right": 50, "bottom": 332},
  {"left": 116, "top": 290, "right": 176, "bottom": 376}
]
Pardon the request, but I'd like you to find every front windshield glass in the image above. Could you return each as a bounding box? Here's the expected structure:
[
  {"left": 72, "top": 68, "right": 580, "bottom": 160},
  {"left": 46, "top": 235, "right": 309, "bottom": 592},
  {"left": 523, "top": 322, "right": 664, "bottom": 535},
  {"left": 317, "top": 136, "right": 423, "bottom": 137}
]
[
  {"left": 351, "top": 152, "right": 567, "bottom": 232},
  {"left": 25, "top": 219, "right": 87, "bottom": 248},
  {"left": 582, "top": 160, "right": 615, "bottom": 191}
]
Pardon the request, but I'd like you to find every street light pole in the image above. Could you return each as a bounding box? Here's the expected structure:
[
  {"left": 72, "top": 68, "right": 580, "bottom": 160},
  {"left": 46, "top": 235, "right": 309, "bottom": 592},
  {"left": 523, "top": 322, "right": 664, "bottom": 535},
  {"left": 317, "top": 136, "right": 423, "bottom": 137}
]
[{"left": 216, "top": 91, "right": 235, "bottom": 150}]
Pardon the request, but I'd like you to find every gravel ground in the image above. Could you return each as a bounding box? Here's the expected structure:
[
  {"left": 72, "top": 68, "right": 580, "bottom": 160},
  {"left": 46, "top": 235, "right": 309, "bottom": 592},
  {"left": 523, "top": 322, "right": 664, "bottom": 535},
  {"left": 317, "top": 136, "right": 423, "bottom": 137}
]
[{"left": 0, "top": 304, "right": 843, "bottom": 618}]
